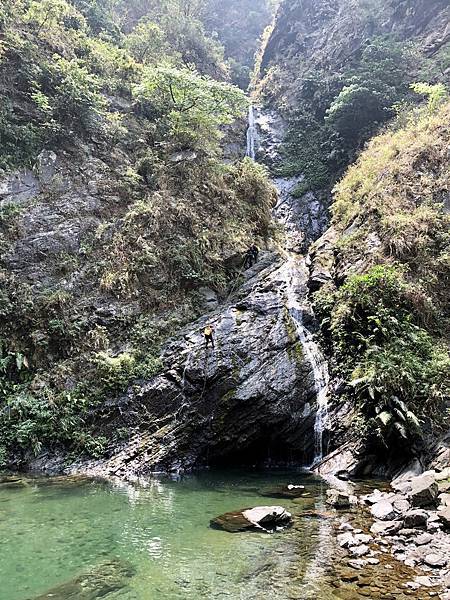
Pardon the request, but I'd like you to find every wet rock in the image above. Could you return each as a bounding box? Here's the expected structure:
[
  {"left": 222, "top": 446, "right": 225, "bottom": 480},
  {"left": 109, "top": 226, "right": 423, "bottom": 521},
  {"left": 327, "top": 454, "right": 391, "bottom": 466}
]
[
  {"left": 349, "top": 544, "right": 370, "bottom": 557},
  {"left": 210, "top": 506, "right": 292, "bottom": 533},
  {"left": 408, "top": 474, "right": 438, "bottom": 508},
  {"left": 259, "top": 484, "right": 305, "bottom": 499},
  {"left": 403, "top": 509, "right": 428, "bottom": 529},
  {"left": 371, "top": 500, "right": 396, "bottom": 521},
  {"left": 32, "top": 558, "right": 135, "bottom": 599},
  {"left": 326, "top": 488, "right": 352, "bottom": 508},
  {"left": 437, "top": 507, "right": 450, "bottom": 529},
  {"left": 370, "top": 520, "right": 403, "bottom": 536},
  {"left": 423, "top": 553, "right": 447, "bottom": 568}
]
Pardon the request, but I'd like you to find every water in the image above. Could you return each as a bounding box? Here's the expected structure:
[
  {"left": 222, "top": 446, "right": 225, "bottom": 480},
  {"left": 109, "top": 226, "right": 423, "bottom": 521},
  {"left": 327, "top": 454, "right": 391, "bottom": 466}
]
[
  {"left": 278, "top": 257, "right": 330, "bottom": 464},
  {"left": 0, "top": 470, "right": 340, "bottom": 600},
  {"left": 246, "top": 105, "right": 256, "bottom": 160}
]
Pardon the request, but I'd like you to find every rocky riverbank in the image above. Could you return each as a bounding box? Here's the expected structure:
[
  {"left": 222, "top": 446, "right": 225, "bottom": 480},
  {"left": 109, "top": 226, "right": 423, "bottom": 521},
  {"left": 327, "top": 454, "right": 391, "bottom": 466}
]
[{"left": 326, "top": 468, "right": 450, "bottom": 599}]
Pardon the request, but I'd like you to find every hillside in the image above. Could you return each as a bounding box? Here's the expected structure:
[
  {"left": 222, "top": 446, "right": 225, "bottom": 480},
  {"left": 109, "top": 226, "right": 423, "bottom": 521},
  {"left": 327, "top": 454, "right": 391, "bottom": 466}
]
[
  {"left": 311, "top": 100, "right": 450, "bottom": 472},
  {"left": 257, "top": 0, "right": 450, "bottom": 194},
  {"left": 0, "top": 0, "right": 276, "bottom": 464}
]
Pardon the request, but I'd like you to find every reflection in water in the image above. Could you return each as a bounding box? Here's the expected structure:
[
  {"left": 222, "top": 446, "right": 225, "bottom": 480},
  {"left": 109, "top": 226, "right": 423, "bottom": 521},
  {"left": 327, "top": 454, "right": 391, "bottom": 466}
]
[{"left": 0, "top": 470, "right": 335, "bottom": 600}]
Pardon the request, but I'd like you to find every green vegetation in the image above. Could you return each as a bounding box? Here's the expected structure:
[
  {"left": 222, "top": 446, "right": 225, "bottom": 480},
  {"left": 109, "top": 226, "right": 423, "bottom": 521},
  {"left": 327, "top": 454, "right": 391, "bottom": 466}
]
[
  {"left": 0, "top": 0, "right": 276, "bottom": 464},
  {"left": 314, "top": 101, "right": 450, "bottom": 453},
  {"left": 258, "top": 0, "right": 450, "bottom": 191}
]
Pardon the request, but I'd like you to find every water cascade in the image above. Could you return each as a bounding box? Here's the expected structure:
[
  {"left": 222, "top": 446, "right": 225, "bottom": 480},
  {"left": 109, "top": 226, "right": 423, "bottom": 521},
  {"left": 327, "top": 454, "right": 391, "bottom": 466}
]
[
  {"left": 281, "top": 258, "right": 330, "bottom": 464},
  {"left": 246, "top": 105, "right": 256, "bottom": 159}
]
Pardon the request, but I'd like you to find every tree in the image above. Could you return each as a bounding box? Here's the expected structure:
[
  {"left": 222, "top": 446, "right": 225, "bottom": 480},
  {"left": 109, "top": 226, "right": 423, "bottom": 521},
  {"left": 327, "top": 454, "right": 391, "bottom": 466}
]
[
  {"left": 125, "top": 20, "right": 167, "bottom": 64},
  {"left": 25, "top": 0, "right": 85, "bottom": 34},
  {"left": 133, "top": 66, "right": 247, "bottom": 152}
]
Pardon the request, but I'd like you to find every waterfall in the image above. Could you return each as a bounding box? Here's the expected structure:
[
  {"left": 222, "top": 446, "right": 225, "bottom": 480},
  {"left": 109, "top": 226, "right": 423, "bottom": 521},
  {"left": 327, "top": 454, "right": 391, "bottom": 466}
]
[
  {"left": 246, "top": 105, "right": 256, "bottom": 160},
  {"left": 281, "top": 258, "right": 330, "bottom": 465}
]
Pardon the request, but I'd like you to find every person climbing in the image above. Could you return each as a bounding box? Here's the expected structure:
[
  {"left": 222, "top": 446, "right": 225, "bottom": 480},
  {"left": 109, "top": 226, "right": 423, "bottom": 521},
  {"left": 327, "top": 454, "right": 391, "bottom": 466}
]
[
  {"left": 243, "top": 243, "right": 259, "bottom": 269},
  {"left": 204, "top": 324, "right": 215, "bottom": 349},
  {"left": 250, "top": 243, "right": 259, "bottom": 265}
]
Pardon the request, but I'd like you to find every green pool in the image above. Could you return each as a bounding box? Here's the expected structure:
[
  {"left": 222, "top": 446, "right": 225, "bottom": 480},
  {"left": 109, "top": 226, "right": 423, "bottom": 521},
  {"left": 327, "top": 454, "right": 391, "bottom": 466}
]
[{"left": 0, "top": 470, "right": 338, "bottom": 599}]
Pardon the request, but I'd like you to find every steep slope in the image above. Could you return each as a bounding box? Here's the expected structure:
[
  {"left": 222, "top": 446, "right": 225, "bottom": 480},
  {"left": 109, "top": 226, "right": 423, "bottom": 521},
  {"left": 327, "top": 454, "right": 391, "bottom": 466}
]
[
  {"left": 0, "top": 0, "right": 276, "bottom": 466},
  {"left": 311, "top": 100, "right": 450, "bottom": 475},
  {"left": 256, "top": 0, "right": 450, "bottom": 194}
]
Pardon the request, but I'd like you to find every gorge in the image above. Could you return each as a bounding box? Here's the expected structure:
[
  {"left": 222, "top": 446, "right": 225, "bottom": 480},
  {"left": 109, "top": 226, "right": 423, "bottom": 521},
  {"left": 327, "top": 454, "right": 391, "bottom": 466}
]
[{"left": 0, "top": 0, "right": 449, "bottom": 598}]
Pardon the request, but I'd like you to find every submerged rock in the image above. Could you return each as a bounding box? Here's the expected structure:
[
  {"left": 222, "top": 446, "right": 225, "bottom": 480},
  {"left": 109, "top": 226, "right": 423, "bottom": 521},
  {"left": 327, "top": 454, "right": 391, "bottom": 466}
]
[
  {"left": 211, "top": 506, "right": 292, "bottom": 533},
  {"left": 326, "top": 488, "right": 356, "bottom": 508},
  {"left": 32, "top": 558, "right": 135, "bottom": 599},
  {"left": 259, "top": 484, "right": 305, "bottom": 499}
]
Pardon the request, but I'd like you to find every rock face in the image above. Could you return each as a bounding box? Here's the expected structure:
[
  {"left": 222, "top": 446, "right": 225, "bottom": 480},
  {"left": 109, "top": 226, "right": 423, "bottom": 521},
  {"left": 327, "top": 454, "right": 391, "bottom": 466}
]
[
  {"left": 60, "top": 249, "right": 325, "bottom": 477},
  {"left": 211, "top": 506, "right": 292, "bottom": 533},
  {"left": 261, "top": 0, "right": 450, "bottom": 76}
]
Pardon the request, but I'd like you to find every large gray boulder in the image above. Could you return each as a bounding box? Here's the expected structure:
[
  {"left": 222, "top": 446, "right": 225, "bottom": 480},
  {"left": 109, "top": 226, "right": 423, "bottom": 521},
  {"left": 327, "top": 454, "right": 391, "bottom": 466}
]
[
  {"left": 403, "top": 509, "right": 429, "bottom": 529},
  {"left": 211, "top": 506, "right": 292, "bottom": 533},
  {"left": 408, "top": 474, "right": 439, "bottom": 508},
  {"left": 371, "top": 500, "right": 396, "bottom": 521}
]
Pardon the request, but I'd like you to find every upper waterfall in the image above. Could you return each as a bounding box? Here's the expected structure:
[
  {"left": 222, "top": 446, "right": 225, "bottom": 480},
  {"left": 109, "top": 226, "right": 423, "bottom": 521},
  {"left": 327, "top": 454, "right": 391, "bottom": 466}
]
[{"left": 246, "top": 105, "right": 256, "bottom": 160}]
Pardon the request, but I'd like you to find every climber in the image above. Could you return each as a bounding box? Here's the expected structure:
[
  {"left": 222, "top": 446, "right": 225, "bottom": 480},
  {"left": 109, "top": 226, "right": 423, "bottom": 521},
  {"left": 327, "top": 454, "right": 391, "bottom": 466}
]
[
  {"left": 250, "top": 243, "right": 260, "bottom": 264},
  {"left": 243, "top": 244, "right": 259, "bottom": 269},
  {"left": 204, "top": 324, "right": 215, "bottom": 349}
]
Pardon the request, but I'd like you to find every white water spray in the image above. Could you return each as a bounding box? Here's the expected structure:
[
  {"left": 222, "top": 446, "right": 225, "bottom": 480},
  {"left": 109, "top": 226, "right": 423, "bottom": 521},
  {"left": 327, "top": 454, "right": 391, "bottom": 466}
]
[
  {"left": 246, "top": 105, "right": 256, "bottom": 160},
  {"left": 280, "top": 259, "right": 329, "bottom": 464}
]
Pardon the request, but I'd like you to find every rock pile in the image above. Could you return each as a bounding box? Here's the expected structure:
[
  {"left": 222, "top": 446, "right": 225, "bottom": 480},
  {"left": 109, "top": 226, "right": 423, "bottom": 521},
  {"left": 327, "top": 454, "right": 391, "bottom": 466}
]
[{"left": 360, "top": 469, "right": 450, "bottom": 598}]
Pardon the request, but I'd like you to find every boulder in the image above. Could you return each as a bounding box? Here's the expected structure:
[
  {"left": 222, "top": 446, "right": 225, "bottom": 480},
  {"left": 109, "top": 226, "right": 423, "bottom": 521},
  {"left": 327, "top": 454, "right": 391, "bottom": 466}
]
[
  {"left": 259, "top": 484, "right": 306, "bottom": 499},
  {"left": 438, "top": 493, "right": 450, "bottom": 508},
  {"left": 438, "top": 507, "right": 450, "bottom": 529},
  {"left": 370, "top": 520, "right": 403, "bottom": 536},
  {"left": 403, "top": 509, "right": 428, "bottom": 529},
  {"left": 326, "top": 488, "right": 352, "bottom": 508},
  {"left": 210, "top": 506, "right": 292, "bottom": 533},
  {"left": 424, "top": 553, "right": 448, "bottom": 568},
  {"left": 408, "top": 474, "right": 438, "bottom": 508},
  {"left": 371, "top": 500, "right": 396, "bottom": 521}
]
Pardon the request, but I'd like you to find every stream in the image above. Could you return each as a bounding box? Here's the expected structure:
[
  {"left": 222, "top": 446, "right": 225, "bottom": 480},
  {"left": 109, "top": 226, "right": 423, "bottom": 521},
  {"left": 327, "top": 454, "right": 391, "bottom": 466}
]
[{"left": 1, "top": 470, "right": 339, "bottom": 600}]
